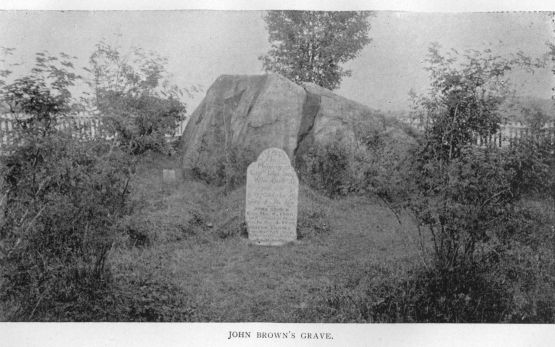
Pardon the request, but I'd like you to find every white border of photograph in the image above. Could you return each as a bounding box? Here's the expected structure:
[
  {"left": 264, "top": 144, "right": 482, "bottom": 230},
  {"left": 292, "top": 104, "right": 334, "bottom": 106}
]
[{"left": 0, "top": 1, "right": 554, "bottom": 347}]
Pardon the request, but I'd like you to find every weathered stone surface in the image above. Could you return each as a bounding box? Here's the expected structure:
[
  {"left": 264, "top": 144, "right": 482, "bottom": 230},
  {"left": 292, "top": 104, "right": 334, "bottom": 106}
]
[
  {"left": 162, "top": 169, "right": 176, "bottom": 184},
  {"left": 181, "top": 74, "right": 305, "bottom": 179},
  {"left": 302, "top": 83, "right": 383, "bottom": 144},
  {"left": 180, "top": 73, "right": 414, "bottom": 181},
  {"left": 245, "top": 148, "right": 298, "bottom": 246}
]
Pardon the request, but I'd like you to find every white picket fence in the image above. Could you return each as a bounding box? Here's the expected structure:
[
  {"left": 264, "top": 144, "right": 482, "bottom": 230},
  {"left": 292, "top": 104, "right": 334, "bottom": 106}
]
[
  {"left": 0, "top": 112, "right": 186, "bottom": 147},
  {"left": 2, "top": 113, "right": 553, "bottom": 149},
  {"left": 405, "top": 119, "right": 555, "bottom": 148}
]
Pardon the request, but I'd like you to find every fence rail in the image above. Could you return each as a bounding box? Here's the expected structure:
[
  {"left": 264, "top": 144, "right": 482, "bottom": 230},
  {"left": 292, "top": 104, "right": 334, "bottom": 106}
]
[
  {"left": 2, "top": 114, "right": 554, "bottom": 149},
  {"left": 405, "top": 120, "right": 555, "bottom": 148},
  {"left": 0, "top": 113, "right": 185, "bottom": 147}
]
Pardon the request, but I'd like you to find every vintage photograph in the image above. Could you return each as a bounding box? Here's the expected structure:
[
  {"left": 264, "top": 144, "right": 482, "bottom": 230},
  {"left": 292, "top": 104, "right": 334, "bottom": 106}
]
[{"left": 0, "top": 8, "right": 553, "bottom": 324}]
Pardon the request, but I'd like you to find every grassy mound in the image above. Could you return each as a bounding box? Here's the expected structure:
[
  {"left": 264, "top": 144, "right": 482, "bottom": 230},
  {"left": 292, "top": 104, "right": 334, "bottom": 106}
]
[{"left": 105, "top": 153, "right": 422, "bottom": 321}]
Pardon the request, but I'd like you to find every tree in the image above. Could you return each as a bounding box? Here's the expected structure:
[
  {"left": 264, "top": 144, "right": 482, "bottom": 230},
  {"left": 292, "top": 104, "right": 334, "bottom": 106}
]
[
  {"left": 0, "top": 50, "right": 81, "bottom": 132},
  {"left": 398, "top": 45, "right": 555, "bottom": 322},
  {"left": 0, "top": 51, "right": 132, "bottom": 320},
  {"left": 412, "top": 43, "right": 522, "bottom": 162},
  {"left": 87, "top": 41, "right": 186, "bottom": 155},
  {"left": 0, "top": 47, "right": 16, "bottom": 93},
  {"left": 409, "top": 44, "right": 546, "bottom": 271},
  {"left": 260, "top": 11, "right": 372, "bottom": 90}
]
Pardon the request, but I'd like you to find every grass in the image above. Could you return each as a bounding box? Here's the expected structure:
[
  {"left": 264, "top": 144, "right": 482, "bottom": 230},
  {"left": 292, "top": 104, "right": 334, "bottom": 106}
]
[
  {"left": 2, "top": 151, "right": 552, "bottom": 322},
  {"left": 108, "top": 153, "right": 423, "bottom": 322}
]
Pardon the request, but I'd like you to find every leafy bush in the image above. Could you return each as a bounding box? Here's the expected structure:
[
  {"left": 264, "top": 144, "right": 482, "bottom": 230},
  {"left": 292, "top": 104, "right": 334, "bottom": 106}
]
[
  {"left": 371, "top": 265, "right": 510, "bottom": 322},
  {"left": 397, "top": 45, "right": 555, "bottom": 322},
  {"left": 298, "top": 140, "right": 352, "bottom": 197},
  {"left": 0, "top": 50, "right": 134, "bottom": 321},
  {"left": 223, "top": 144, "right": 258, "bottom": 191},
  {"left": 0, "top": 132, "right": 132, "bottom": 320},
  {"left": 295, "top": 45, "right": 554, "bottom": 323},
  {"left": 306, "top": 264, "right": 509, "bottom": 323},
  {"left": 88, "top": 41, "right": 187, "bottom": 156},
  {"left": 410, "top": 145, "right": 514, "bottom": 270},
  {"left": 408, "top": 45, "right": 552, "bottom": 270},
  {"left": 191, "top": 143, "right": 257, "bottom": 190},
  {"left": 97, "top": 91, "right": 185, "bottom": 155},
  {"left": 504, "top": 135, "right": 555, "bottom": 201},
  {"left": 306, "top": 230, "right": 554, "bottom": 323},
  {"left": 353, "top": 127, "right": 416, "bottom": 202},
  {"left": 297, "top": 125, "right": 415, "bottom": 200}
]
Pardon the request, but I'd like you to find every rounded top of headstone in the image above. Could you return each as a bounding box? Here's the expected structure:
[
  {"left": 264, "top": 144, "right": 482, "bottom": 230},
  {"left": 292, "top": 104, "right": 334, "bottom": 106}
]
[
  {"left": 254, "top": 147, "right": 291, "bottom": 166},
  {"left": 247, "top": 147, "right": 298, "bottom": 185}
]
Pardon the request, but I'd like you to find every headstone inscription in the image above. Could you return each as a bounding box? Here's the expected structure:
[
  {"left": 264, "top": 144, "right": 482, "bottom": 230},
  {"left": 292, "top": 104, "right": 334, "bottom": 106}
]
[{"left": 246, "top": 148, "right": 299, "bottom": 246}]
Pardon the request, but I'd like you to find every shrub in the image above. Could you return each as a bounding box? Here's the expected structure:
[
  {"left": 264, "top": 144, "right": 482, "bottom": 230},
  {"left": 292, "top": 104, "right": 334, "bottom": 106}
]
[
  {"left": 368, "top": 265, "right": 510, "bottom": 322},
  {"left": 307, "top": 246, "right": 553, "bottom": 323},
  {"left": 191, "top": 143, "right": 257, "bottom": 190},
  {"left": 223, "top": 144, "right": 258, "bottom": 192},
  {"left": 98, "top": 92, "right": 185, "bottom": 155},
  {"left": 297, "top": 126, "right": 415, "bottom": 201},
  {"left": 297, "top": 139, "right": 352, "bottom": 197},
  {"left": 504, "top": 135, "right": 555, "bottom": 201},
  {"left": 0, "top": 50, "right": 135, "bottom": 320},
  {"left": 396, "top": 45, "right": 555, "bottom": 322},
  {"left": 0, "top": 131, "right": 132, "bottom": 321},
  {"left": 486, "top": 199, "right": 555, "bottom": 322},
  {"left": 89, "top": 41, "right": 187, "bottom": 156},
  {"left": 354, "top": 127, "right": 415, "bottom": 202},
  {"left": 366, "top": 201, "right": 554, "bottom": 323}
]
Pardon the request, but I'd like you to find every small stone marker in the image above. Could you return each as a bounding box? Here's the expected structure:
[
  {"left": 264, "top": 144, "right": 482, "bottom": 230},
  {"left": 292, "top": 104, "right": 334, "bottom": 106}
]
[
  {"left": 246, "top": 148, "right": 298, "bottom": 246},
  {"left": 162, "top": 169, "right": 176, "bottom": 184}
]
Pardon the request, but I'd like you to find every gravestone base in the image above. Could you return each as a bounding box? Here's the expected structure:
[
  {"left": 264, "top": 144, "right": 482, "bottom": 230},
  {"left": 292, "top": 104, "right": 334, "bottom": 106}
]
[{"left": 248, "top": 239, "right": 295, "bottom": 246}]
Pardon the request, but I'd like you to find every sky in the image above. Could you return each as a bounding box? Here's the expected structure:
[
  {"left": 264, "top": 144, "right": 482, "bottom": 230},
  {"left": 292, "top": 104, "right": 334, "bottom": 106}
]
[{"left": 0, "top": 10, "right": 553, "bottom": 112}]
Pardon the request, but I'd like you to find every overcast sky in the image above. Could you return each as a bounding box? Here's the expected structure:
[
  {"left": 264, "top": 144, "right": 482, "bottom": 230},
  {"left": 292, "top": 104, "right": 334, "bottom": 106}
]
[{"left": 0, "top": 11, "right": 552, "bottom": 112}]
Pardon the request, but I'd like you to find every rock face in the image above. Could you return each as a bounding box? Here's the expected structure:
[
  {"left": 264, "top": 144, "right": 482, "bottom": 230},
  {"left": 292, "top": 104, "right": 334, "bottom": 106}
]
[{"left": 180, "top": 74, "right": 412, "bottom": 180}]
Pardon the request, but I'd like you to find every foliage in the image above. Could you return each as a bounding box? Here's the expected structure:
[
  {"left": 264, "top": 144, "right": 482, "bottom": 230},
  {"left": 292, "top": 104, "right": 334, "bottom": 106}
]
[
  {"left": 260, "top": 11, "right": 372, "bottom": 90},
  {"left": 0, "top": 131, "right": 133, "bottom": 320},
  {"left": 0, "top": 50, "right": 81, "bottom": 119},
  {"left": 408, "top": 45, "right": 545, "bottom": 269},
  {"left": 87, "top": 41, "right": 186, "bottom": 155},
  {"left": 522, "top": 105, "right": 551, "bottom": 131},
  {"left": 191, "top": 143, "right": 257, "bottom": 191},
  {"left": 297, "top": 139, "right": 352, "bottom": 197},
  {"left": 352, "top": 118, "right": 417, "bottom": 202},
  {"left": 412, "top": 44, "right": 519, "bottom": 161},
  {"left": 400, "top": 44, "right": 555, "bottom": 322},
  {"left": 548, "top": 41, "right": 555, "bottom": 96},
  {"left": 411, "top": 146, "right": 515, "bottom": 270},
  {"left": 297, "top": 121, "right": 416, "bottom": 200},
  {"left": 306, "top": 201, "right": 554, "bottom": 324},
  {"left": 222, "top": 144, "right": 258, "bottom": 192},
  {"left": 304, "top": 263, "right": 511, "bottom": 323},
  {"left": 0, "top": 47, "right": 15, "bottom": 90},
  {"left": 504, "top": 136, "right": 555, "bottom": 201},
  {"left": 0, "top": 53, "right": 133, "bottom": 321}
]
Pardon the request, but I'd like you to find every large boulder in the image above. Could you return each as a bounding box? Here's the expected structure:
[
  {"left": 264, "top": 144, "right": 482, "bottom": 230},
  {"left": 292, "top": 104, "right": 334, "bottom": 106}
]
[{"left": 180, "top": 74, "right": 414, "bottom": 183}]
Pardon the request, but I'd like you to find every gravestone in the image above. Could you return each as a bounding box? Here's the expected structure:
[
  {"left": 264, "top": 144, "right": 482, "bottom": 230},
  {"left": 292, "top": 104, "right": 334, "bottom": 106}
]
[
  {"left": 162, "top": 169, "right": 176, "bottom": 184},
  {"left": 246, "top": 148, "right": 299, "bottom": 246}
]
